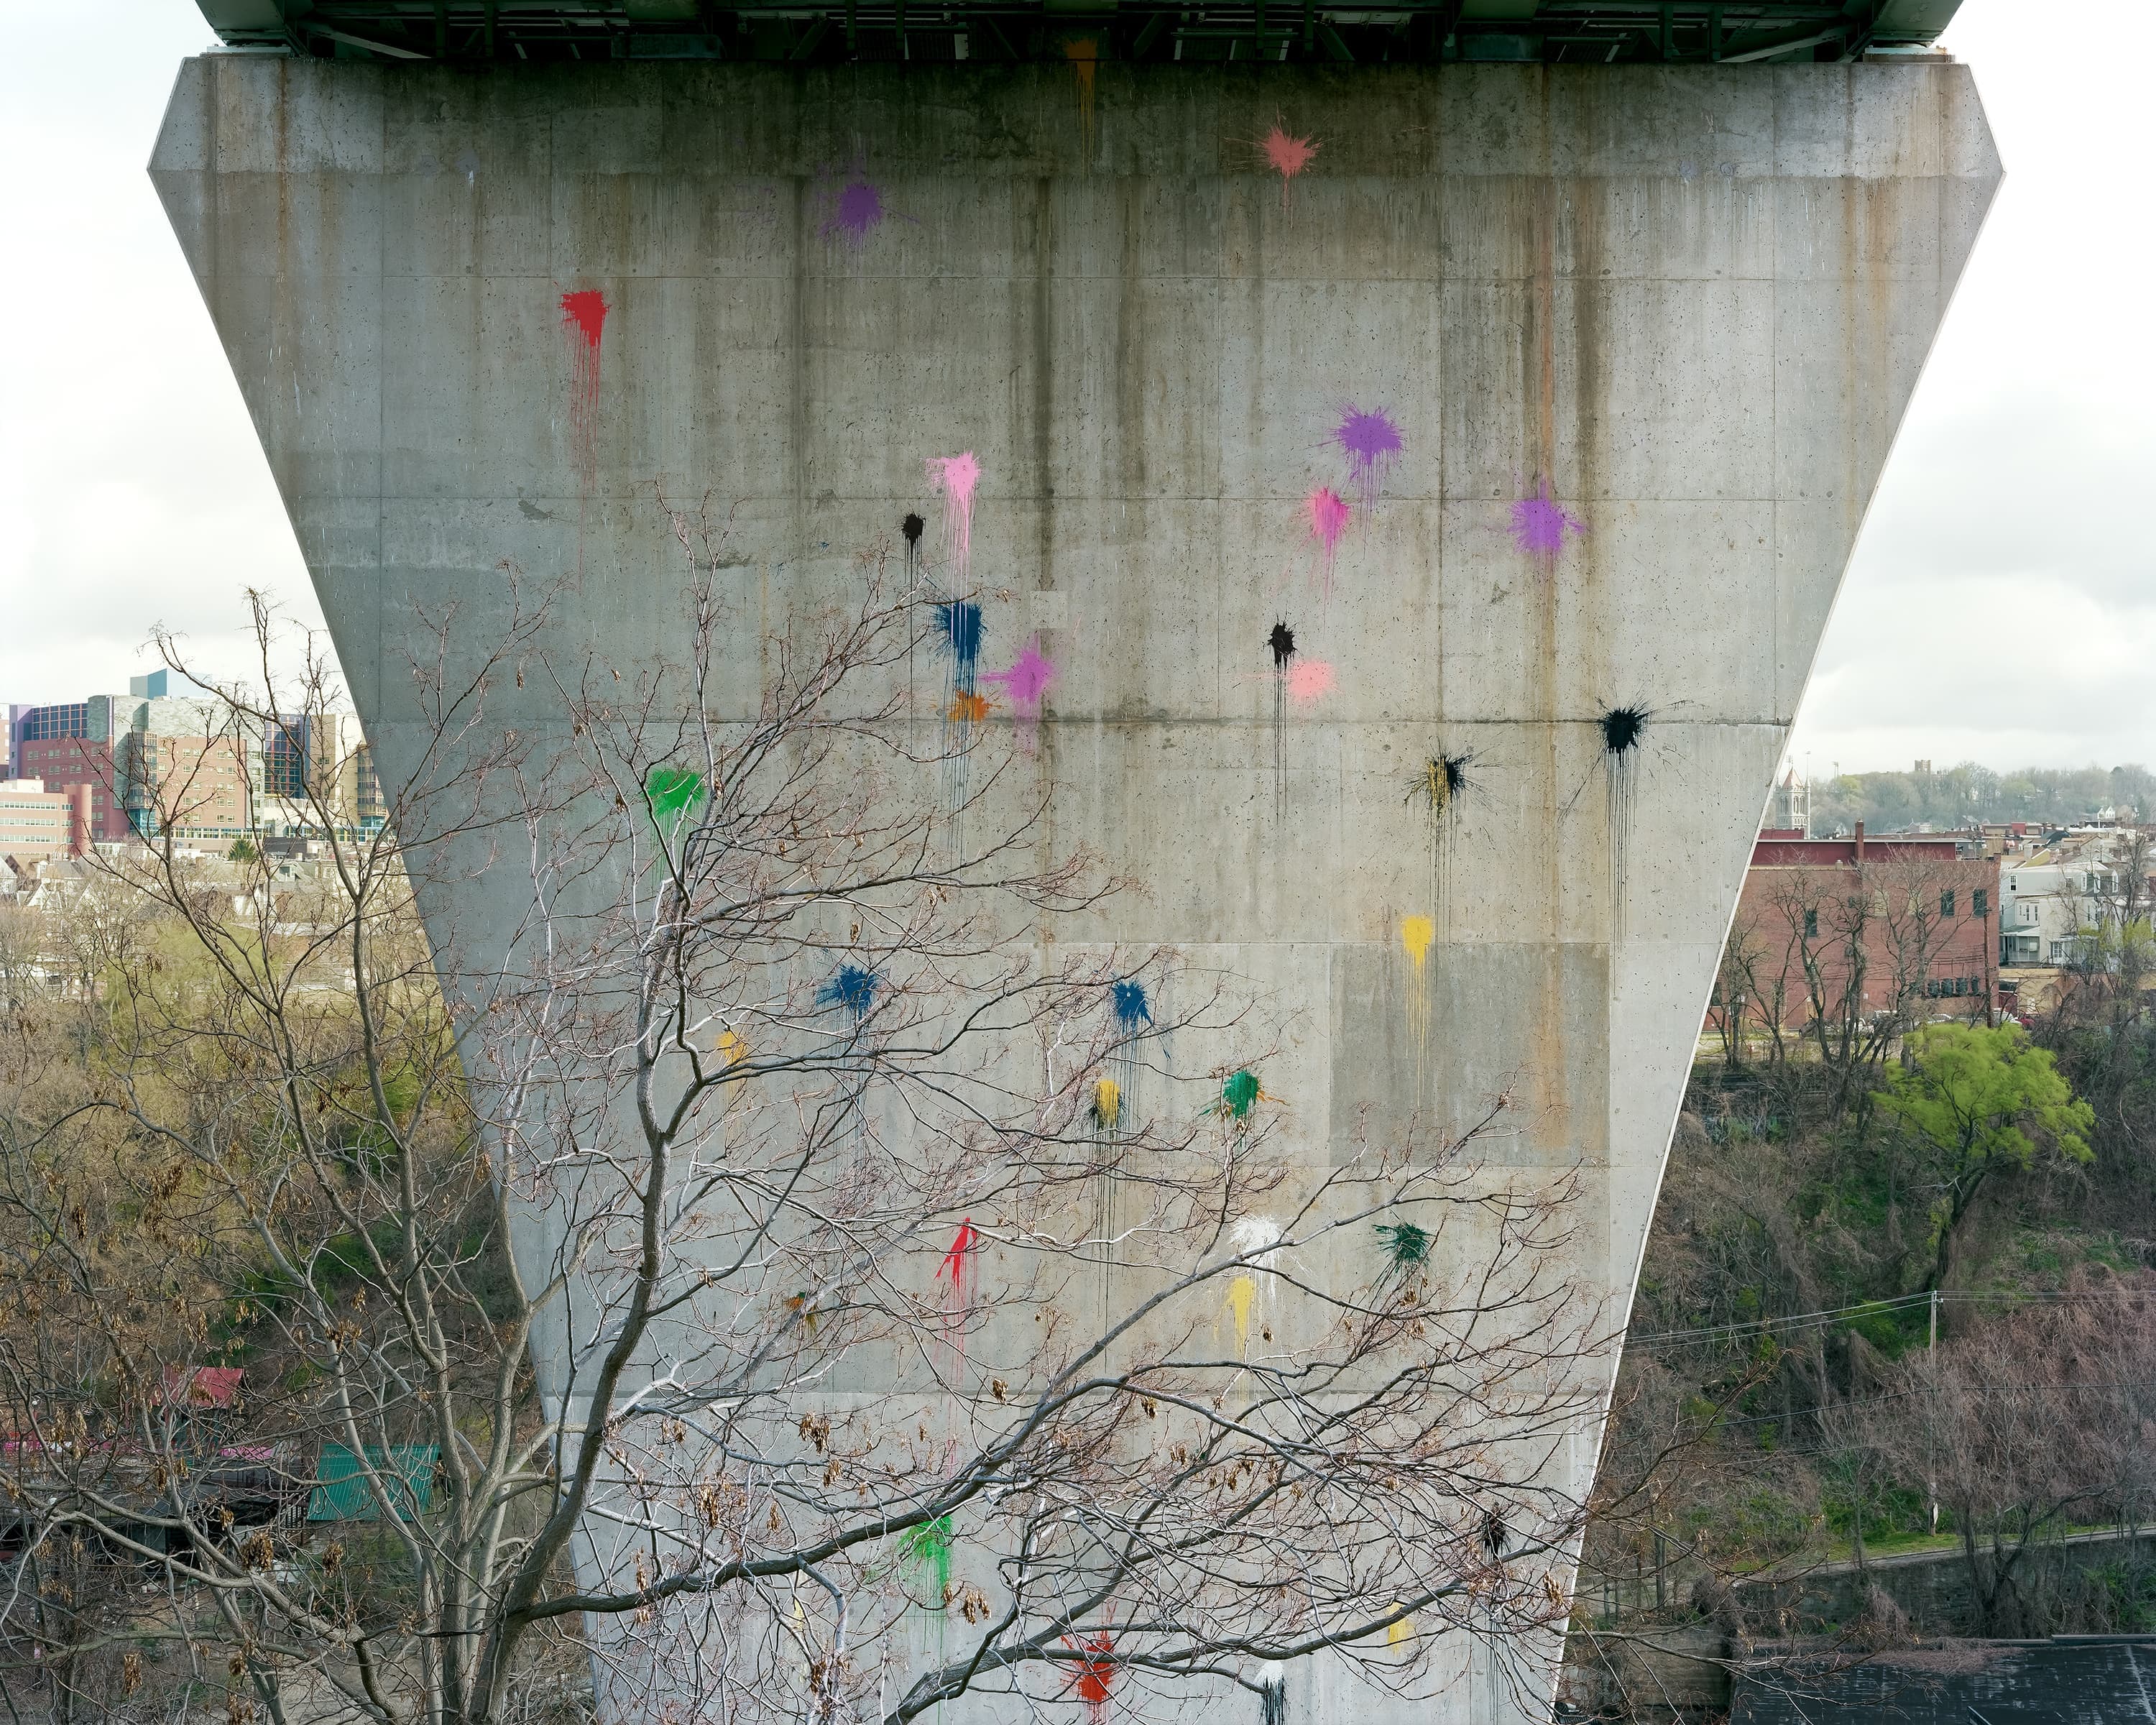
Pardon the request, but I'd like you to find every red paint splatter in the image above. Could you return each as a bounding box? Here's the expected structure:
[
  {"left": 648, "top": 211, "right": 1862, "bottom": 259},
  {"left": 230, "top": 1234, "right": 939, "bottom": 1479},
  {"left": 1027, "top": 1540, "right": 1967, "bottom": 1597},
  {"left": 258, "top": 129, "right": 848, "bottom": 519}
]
[
  {"left": 559, "top": 290, "right": 609, "bottom": 489},
  {"left": 937, "top": 1218, "right": 981, "bottom": 1294},
  {"left": 1066, "top": 1634, "right": 1115, "bottom": 1720}
]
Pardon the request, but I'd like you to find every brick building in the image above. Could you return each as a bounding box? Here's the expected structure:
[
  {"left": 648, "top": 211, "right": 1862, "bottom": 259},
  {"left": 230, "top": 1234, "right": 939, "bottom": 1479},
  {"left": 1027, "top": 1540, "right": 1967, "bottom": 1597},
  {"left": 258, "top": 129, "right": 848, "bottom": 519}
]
[
  {"left": 1715, "top": 824, "right": 2001, "bottom": 1041},
  {"left": 11, "top": 698, "right": 132, "bottom": 844}
]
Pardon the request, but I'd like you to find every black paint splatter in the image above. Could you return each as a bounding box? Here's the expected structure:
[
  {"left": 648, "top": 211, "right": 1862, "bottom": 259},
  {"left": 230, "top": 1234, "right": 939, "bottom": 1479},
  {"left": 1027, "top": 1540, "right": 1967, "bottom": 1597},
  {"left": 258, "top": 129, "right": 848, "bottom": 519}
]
[
  {"left": 900, "top": 512, "right": 924, "bottom": 546},
  {"left": 1600, "top": 705, "right": 1647, "bottom": 755},
  {"left": 1482, "top": 1509, "right": 1509, "bottom": 1563},
  {"left": 1407, "top": 750, "right": 1478, "bottom": 927},
  {"left": 1268, "top": 621, "right": 1297, "bottom": 668},
  {"left": 1268, "top": 622, "right": 1299, "bottom": 812}
]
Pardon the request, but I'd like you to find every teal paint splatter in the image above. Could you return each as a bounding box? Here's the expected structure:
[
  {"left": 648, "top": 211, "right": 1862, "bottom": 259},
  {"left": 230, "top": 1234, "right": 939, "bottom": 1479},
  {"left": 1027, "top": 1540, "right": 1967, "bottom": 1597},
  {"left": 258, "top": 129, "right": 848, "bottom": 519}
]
[
  {"left": 645, "top": 765, "right": 706, "bottom": 836},
  {"left": 1219, "top": 1070, "right": 1261, "bottom": 1121},
  {"left": 1376, "top": 1220, "right": 1432, "bottom": 1276},
  {"left": 902, "top": 1515, "right": 954, "bottom": 1606}
]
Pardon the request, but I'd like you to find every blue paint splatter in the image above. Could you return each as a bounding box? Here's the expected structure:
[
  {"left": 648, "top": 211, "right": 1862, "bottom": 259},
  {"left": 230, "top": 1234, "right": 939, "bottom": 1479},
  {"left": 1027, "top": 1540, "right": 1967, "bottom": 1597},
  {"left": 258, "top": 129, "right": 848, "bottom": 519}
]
[
  {"left": 818, "top": 965, "right": 880, "bottom": 1021},
  {"left": 1111, "top": 980, "right": 1151, "bottom": 1030},
  {"left": 940, "top": 601, "right": 983, "bottom": 694}
]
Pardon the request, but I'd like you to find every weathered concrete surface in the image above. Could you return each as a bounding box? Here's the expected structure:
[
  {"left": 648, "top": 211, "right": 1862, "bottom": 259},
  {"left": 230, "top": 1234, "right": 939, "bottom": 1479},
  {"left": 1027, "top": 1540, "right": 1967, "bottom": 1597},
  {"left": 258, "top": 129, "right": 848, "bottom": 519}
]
[{"left": 152, "top": 57, "right": 1997, "bottom": 1721}]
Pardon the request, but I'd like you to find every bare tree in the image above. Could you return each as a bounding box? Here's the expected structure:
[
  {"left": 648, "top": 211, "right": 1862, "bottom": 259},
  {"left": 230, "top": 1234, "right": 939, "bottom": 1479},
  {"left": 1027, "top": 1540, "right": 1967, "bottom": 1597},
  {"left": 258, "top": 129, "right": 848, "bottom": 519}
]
[{"left": 0, "top": 502, "right": 1599, "bottom": 1725}]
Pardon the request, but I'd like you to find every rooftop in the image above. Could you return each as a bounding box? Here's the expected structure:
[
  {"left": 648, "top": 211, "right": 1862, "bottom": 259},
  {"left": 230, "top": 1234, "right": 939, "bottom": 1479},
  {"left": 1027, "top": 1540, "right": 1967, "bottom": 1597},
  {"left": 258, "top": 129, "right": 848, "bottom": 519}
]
[{"left": 193, "top": 1, "right": 1963, "bottom": 66}]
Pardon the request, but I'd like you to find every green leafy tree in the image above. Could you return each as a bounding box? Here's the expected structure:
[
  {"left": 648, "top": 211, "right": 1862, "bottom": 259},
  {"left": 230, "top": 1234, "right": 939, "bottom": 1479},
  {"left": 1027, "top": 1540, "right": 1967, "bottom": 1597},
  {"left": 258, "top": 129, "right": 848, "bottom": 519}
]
[{"left": 1876, "top": 1023, "right": 2094, "bottom": 1292}]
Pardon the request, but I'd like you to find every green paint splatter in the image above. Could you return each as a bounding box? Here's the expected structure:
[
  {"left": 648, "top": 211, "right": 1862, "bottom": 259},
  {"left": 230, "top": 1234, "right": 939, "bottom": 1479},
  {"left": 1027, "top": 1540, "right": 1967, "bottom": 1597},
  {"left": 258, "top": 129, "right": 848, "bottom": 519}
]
[
  {"left": 1220, "top": 1070, "right": 1261, "bottom": 1121},
  {"left": 1376, "top": 1220, "right": 1432, "bottom": 1276},
  {"left": 901, "top": 1515, "right": 953, "bottom": 1606},
  {"left": 645, "top": 765, "right": 707, "bottom": 836}
]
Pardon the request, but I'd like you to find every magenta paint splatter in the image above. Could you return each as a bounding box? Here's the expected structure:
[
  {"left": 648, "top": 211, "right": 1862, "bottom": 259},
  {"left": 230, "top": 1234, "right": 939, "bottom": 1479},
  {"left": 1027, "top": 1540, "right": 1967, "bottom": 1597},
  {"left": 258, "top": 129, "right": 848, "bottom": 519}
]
[
  {"left": 1335, "top": 405, "right": 1404, "bottom": 505},
  {"left": 982, "top": 636, "right": 1058, "bottom": 755},
  {"left": 822, "top": 176, "right": 888, "bottom": 245},
  {"left": 1286, "top": 659, "right": 1335, "bottom": 708},
  {"left": 1511, "top": 482, "right": 1587, "bottom": 559},
  {"left": 1304, "top": 487, "right": 1351, "bottom": 600},
  {"left": 926, "top": 453, "right": 982, "bottom": 584}
]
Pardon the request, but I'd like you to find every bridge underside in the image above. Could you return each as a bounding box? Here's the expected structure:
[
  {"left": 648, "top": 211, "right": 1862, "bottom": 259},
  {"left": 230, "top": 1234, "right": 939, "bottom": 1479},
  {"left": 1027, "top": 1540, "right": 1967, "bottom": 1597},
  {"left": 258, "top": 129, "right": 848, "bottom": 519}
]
[{"left": 154, "top": 52, "right": 1994, "bottom": 1722}]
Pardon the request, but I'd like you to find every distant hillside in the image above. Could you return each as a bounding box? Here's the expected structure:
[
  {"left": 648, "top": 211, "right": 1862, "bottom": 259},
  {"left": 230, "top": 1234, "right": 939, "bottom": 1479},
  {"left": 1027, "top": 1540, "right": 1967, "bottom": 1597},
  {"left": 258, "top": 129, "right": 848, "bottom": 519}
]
[{"left": 1805, "top": 763, "right": 2155, "bottom": 834}]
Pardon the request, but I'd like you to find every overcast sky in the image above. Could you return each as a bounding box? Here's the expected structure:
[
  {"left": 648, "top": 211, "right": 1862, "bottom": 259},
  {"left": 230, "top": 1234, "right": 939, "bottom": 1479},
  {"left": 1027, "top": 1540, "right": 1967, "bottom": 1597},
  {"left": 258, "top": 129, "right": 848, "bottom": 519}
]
[{"left": 1, "top": 3, "right": 2149, "bottom": 776}]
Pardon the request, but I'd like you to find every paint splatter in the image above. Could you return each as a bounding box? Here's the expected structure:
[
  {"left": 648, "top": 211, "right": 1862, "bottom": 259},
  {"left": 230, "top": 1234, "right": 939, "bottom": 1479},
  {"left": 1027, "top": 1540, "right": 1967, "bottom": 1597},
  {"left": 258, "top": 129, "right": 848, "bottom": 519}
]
[
  {"left": 1065, "top": 1633, "right": 1115, "bottom": 1721},
  {"left": 1089, "top": 1077, "right": 1121, "bottom": 1134},
  {"left": 821, "top": 176, "right": 887, "bottom": 245},
  {"left": 1511, "top": 482, "right": 1586, "bottom": 559},
  {"left": 644, "top": 765, "right": 706, "bottom": 837},
  {"left": 1268, "top": 622, "right": 1296, "bottom": 669},
  {"left": 1110, "top": 980, "right": 1151, "bottom": 1030},
  {"left": 939, "top": 600, "right": 983, "bottom": 693},
  {"left": 900, "top": 511, "right": 925, "bottom": 581},
  {"left": 1227, "top": 1274, "right": 1256, "bottom": 1348},
  {"left": 1401, "top": 914, "right": 1435, "bottom": 1087},
  {"left": 1217, "top": 1070, "right": 1266, "bottom": 1124},
  {"left": 1600, "top": 706, "right": 1646, "bottom": 755},
  {"left": 1334, "top": 405, "right": 1404, "bottom": 506},
  {"left": 1063, "top": 38, "right": 1100, "bottom": 160},
  {"left": 982, "top": 637, "right": 1057, "bottom": 753},
  {"left": 1386, "top": 1608, "right": 1414, "bottom": 1647},
  {"left": 938, "top": 1218, "right": 981, "bottom": 1295},
  {"left": 1259, "top": 1671, "right": 1288, "bottom": 1725},
  {"left": 1285, "top": 659, "right": 1335, "bottom": 708},
  {"left": 948, "top": 690, "right": 992, "bottom": 725},
  {"left": 1304, "top": 487, "right": 1351, "bottom": 601},
  {"left": 1267, "top": 624, "right": 1298, "bottom": 810},
  {"left": 717, "top": 1029, "right": 748, "bottom": 1067},
  {"left": 901, "top": 1516, "right": 954, "bottom": 1607},
  {"left": 558, "top": 289, "right": 609, "bottom": 489},
  {"left": 1600, "top": 706, "right": 1650, "bottom": 924},
  {"left": 1406, "top": 753, "right": 1478, "bottom": 930},
  {"left": 1263, "top": 124, "right": 1319, "bottom": 208},
  {"left": 818, "top": 964, "right": 880, "bottom": 1022},
  {"left": 926, "top": 454, "right": 982, "bottom": 583},
  {"left": 1376, "top": 1218, "right": 1432, "bottom": 1279}
]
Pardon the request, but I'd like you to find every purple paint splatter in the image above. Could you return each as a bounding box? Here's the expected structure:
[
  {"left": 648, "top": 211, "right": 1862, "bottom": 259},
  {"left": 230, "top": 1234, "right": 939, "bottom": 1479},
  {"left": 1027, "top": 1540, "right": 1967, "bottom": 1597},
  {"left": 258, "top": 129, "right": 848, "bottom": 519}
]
[
  {"left": 1510, "top": 482, "right": 1586, "bottom": 559},
  {"left": 1334, "top": 405, "right": 1403, "bottom": 505},
  {"left": 982, "top": 636, "right": 1058, "bottom": 754},
  {"left": 821, "top": 177, "right": 888, "bottom": 245}
]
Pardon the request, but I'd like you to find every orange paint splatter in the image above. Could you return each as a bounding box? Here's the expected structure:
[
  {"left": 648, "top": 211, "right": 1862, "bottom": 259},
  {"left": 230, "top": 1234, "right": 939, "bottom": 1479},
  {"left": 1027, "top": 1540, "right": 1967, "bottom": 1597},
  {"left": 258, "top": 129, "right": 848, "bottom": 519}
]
[
  {"left": 948, "top": 691, "right": 991, "bottom": 724},
  {"left": 1064, "top": 38, "right": 1100, "bottom": 159}
]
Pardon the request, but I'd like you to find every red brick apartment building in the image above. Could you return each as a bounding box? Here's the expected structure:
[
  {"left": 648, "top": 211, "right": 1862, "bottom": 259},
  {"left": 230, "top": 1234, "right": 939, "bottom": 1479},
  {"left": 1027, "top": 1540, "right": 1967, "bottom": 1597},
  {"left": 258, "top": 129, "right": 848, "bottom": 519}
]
[
  {"left": 12, "top": 699, "right": 131, "bottom": 843},
  {"left": 1718, "top": 824, "right": 2001, "bottom": 1039}
]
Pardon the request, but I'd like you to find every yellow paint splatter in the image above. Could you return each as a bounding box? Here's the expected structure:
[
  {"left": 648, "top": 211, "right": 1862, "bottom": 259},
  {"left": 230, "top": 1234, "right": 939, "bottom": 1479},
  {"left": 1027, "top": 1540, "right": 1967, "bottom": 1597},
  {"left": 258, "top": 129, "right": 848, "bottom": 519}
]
[
  {"left": 1401, "top": 913, "right": 1435, "bottom": 1090},
  {"left": 718, "top": 1029, "right": 748, "bottom": 1067},
  {"left": 1399, "top": 914, "right": 1434, "bottom": 969},
  {"left": 1090, "top": 1077, "right": 1120, "bottom": 1132},
  {"left": 1227, "top": 1274, "right": 1256, "bottom": 1348},
  {"left": 1386, "top": 1608, "right": 1413, "bottom": 1646}
]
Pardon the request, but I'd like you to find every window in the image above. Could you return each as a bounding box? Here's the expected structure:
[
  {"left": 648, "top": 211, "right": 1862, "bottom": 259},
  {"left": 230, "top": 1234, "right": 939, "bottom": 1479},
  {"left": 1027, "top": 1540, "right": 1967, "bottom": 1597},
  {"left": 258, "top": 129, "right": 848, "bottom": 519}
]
[
  {"left": 1940, "top": 890, "right": 1955, "bottom": 917},
  {"left": 1803, "top": 909, "right": 1818, "bottom": 938},
  {"left": 2019, "top": 901, "right": 2040, "bottom": 926},
  {"left": 1974, "top": 888, "right": 1989, "bottom": 916}
]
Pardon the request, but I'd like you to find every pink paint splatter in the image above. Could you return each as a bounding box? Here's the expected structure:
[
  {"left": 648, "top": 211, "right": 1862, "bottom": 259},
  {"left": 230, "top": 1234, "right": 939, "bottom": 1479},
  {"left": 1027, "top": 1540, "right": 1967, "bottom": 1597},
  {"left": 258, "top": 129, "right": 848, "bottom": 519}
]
[
  {"left": 1335, "top": 405, "right": 1403, "bottom": 505},
  {"left": 1286, "top": 659, "right": 1335, "bottom": 708},
  {"left": 558, "top": 289, "right": 609, "bottom": 488},
  {"left": 1304, "top": 487, "right": 1352, "bottom": 599},
  {"left": 982, "top": 637, "right": 1058, "bottom": 755},
  {"left": 1510, "top": 482, "right": 1587, "bottom": 559},
  {"left": 926, "top": 453, "right": 983, "bottom": 583},
  {"left": 821, "top": 176, "right": 887, "bottom": 245},
  {"left": 1263, "top": 124, "right": 1319, "bottom": 208}
]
